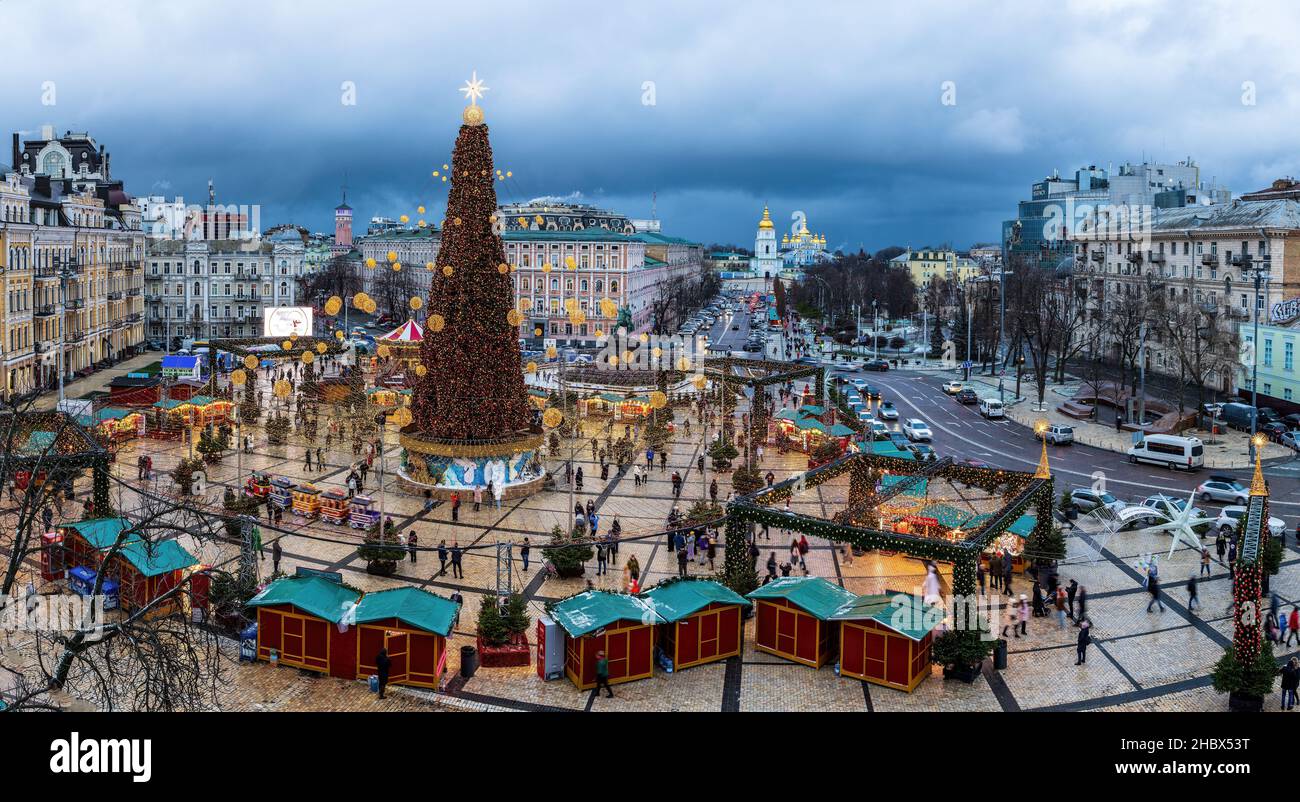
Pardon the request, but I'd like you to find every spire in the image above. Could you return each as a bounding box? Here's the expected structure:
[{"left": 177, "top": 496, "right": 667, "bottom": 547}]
[
  {"left": 1033, "top": 420, "right": 1051, "bottom": 479},
  {"left": 758, "top": 205, "right": 774, "bottom": 230},
  {"left": 1250, "top": 436, "right": 1268, "bottom": 496}
]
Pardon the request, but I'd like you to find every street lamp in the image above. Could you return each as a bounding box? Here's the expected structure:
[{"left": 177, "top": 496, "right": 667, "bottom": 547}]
[{"left": 1015, "top": 355, "right": 1025, "bottom": 399}]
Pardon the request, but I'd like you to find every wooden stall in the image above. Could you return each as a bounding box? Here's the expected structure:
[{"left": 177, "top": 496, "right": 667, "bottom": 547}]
[
  {"left": 549, "top": 591, "right": 664, "bottom": 690},
  {"left": 746, "top": 577, "right": 856, "bottom": 668},
  {"left": 101, "top": 539, "right": 198, "bottom": 615},
  {"left": 831, "top": 593, "right": 937, "bottom": 692},
  {"left": 246, "top": 575, "right": 361, "bottom": 678},
  {"left": 980, "top": 514, "right": 1035, "bottom": 575},
  {"left": 61, "top": 517, "right": 132, "bottom": 571},
  {"left": 640, "top": 578, "right": 749, "bottom": 671},
  {"left": 353, "top": 587, "right": 460, "bottom": 689}
]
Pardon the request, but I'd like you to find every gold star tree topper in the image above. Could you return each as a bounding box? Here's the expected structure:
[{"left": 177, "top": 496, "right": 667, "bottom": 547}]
[{"left": 460, "top": 71, "right": 489, "bottom": 126}]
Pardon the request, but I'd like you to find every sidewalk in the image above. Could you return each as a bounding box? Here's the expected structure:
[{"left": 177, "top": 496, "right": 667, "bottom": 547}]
[{"left": 904, "top": 363, "right": 1289, "bottom": 470}]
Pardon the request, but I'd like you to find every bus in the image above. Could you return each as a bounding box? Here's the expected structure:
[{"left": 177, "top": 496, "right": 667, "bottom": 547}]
[{"left": 1127, "top": 434, "right": 1204, "bottom": 471}]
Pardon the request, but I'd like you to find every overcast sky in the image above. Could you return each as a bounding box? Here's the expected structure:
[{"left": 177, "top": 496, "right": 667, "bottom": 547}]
[{"left": 4, "top": 0, "right": 1299, "bottom": 250}]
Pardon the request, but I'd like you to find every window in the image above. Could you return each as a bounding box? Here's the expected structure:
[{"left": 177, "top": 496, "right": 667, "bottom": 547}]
[
  {"left": 1286, "top": 342, "right": 1294, "bottom": 372},
  {"left": 1287, "top": 389, "right": 1294, "bottom": 401},
  {"left": 1264, "top": 339, "right": 1273, "bottom": 367}
]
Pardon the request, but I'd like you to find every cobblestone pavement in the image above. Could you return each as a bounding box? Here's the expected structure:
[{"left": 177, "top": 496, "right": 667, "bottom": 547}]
[{"left": 17, "top": 366, "right": 1300, "bottom": 713}]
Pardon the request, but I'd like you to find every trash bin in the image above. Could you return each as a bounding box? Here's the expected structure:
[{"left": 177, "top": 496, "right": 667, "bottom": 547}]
[
  {"left": 993, "top": 638, "right": 1008, "bottom": 670},
  {"left": 460, "top": 645, "right": 478, "bottom": 678}
]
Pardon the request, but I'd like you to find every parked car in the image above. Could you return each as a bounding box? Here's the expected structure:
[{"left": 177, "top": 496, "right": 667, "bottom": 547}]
[
  {"left": 1127, "top": 434, "right": 1205, "bottom": 470},
  {"left": 145, "top": 339, "right": 163, "bottom": 351},
  {"left": 902, "top": 419, "right": 932, "bottom": 442},
  {"left": 862, "top": 359, "right": 890, "bottom": 372},
  {"left": 942, "top": 381, "right": 964, "bottom": 395},
  {"left": 954, "top": 388, "right": 979, "bottom": 405},
  {"left": 958, "top": 457, "right": 991, "bottom": 469},
  {"left": 1070, "top": 488, "right": 1124, "bottom": 514},
  {"left": 907, "top": 443, "right": 937, "bottom": 462},
  {"left": 1035, "top": 424, "right": 1074, "bottom": 445},
  {"left": 868, "top": 420, "right": 890, "bottom": 440},
  {"left": 888, "top": 432, "right": 911, "bottom": 450},
  {"left": 1137, "top": 494, "right": 1204, "bottom": 524},
  {"left": 1219, "top": 402, "right": 1258, "bottom": 431},
  {"left": 1259, "top": 421, "right": 1289, "bottom": 442},
  {"left": 1283, "top": 412, "right": 1300, "bottom": 430},
  {"left": 877, "top": 401, "right": 899, "bottom": 420},
  {"left": 1283, "top": 430, "right": 1300, "bottom": 451},
  {"left": 1196, "top": 477, "right": 1248, "bottom": 505},
  {"left": 1213, "top": 505, "right": 1285, "bottom": 537}
]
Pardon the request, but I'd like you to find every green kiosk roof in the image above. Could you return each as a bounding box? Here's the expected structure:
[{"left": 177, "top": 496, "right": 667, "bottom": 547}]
[
  {"left": 550, "top": 590, "right": 663, "bottom": 638},
  {"left": 353, "top": 587, "right": 460, "bottom": 637},
  {"left": 246, "top": 576, "right": 361, "bottom": 623},
  {"left": 746, "top": 576, "right": 857, "bottom": 620},
  {"left": 640, "top": 579, "right": 750, "bottom": 622},
  {"left": 63, "top": 517, "right": 133, "bottom": 550},
  {"left": 115, "top": 539, "right": 197, "bottom": 578},
  {"left": 828, "top": 593, "right": 938, "bottom": 641}
]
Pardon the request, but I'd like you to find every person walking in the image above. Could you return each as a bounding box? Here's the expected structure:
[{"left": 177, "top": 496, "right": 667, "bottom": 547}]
[
  {"left": 1288, "top": 607, "right": 1300, "bottom": 647},
  {"left": 671, "top": 471, "right": 682, "bottom": 498},
  {"left": 596, "top": 541, "right": 608, "bottom": 576},
  {"left": 520, "top": 537, "right": 531, "bottom": 572},
  {"left": 375, "top": 647, "right": 391, "bottom": 700},
  {"left": 450, "top": 491, "right": 461, "bottom": 522},
  {"left": 706, "top": 533, "right": 717, "bottom": 570},
  {"left": 646, "top": 448, "right": 654, "bottom": 470},
  {"left": 594, "top": 650, "right": 614, "bottom": 698},
  {"left": 977, "top": 562, "right": 986, "bottom": 595},
  {"left": 677, "top": 545, "right": 688, "bottom": 577},
  {"left": 766, "top": 551, "right": 778, "bottom": 582},
  {"left": 575, "top": 467, "right": 584, "bottom": 492},
  {"left": 1017, "top": 594, "right": 1029, "bottom": 637},
  {"left": 303, "top": 447, "right": 313, "bottom": 472},
  {"left": 1054, "top": 585, "right": 1067, "bottom": 628},
  {"left": 1075, "top": 620, "right": 1092, "bottom": 665},
  {"left": 1281, "top": 658, "right": 1300, "bottom": 710},
  {"left": 797, "top": 534, "right": 809, "bottom": 572},
  {"left": 988, "top": 553, "right": 1002, "bottom": 592},
  {"left": 1146, "top": 573, "right": 1165, "bottom": 612},
  {"left": 609, "top": 517, "right": 621, "bottom": 558},
  {"left": 1066, "top": 579, "right": 1078, "bottom": 619},
  {"left": 1200, "top": 548, "right": 1212, "bottom": 577},
  {"left": 437, "top": 540, "right": 448, "bottom": 576},
  {"left": 1186, "top": 574, "right": 1199, "bottom": 612},
  {"left": 316, "top": 447, "right": 324, "bottom": 470},
  {"left": 1003, "top": 560, "right": 1014, "bottom": 596},
  {"left": 450, "top": 540, "right": 463, "bottom": 579},
  {"left": 407, "top": 531, "right": 418, "bottom": 564},
  {"left": 1076, "top": 585, "right": 1088, "bottom": 625},
  {"left": 252, "top": 525, "right": 264, "bottom": 560},
  {"left": 709, "top": 478, "right": 718, "bottom": 504},
  {"left": 272, "top": 539, "right": 282, "bottom": 575},
  {"left": 473, "top": 485, "right": 482, "bottom": 513},
  {"left": 346, "top": 473, "right": 357, "bottom": 499}
]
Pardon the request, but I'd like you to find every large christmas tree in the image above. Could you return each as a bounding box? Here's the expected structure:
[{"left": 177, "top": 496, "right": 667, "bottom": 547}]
[{"left": 410, "top": 103, "right": 531, "bottom": 441}]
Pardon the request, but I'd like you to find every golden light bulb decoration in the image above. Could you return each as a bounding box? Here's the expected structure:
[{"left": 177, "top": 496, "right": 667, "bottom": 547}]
[
  {"left": 316, "top": 342, "right": 328, "bottom": 354},
  {"left": 418, "top": 220, "right": 426, "bottom": 228},
  {"left": 335, "top": 330, "right": 345, "bottom": 340},
  {"left": 497, "top": 263, "right": 509, "bottom": 274},
  {"left": 365, "top": 257, "right": 377, "bottom": 269},
  {"left": 301, "top": 351, "right": 315, "bottom": 365},
  {"left": 426, "top": 261, "right": 435, "bottom": 270},
  {"left": 692, "top": 375, "right": 707, "bottom": 390},
  {"left": 442, "top": 265, "right": 454, "bottom": 277},
  {"left": 274, "top": 379, "right": 292, "bottom": 398},
  {"left": 392, "top": 262, "right": 402, "bottom": 272},
  {"left": 410, "top": 296, "right": 423, "bottom": 310},
  {"left": 600, "top": 298, "right": 618, "bottom": 318},
  {"left": 428, "top": 314, "right": 446, "bottom": 333},
  {"left": 324, "top": 296, "right": 342, "bottom": 316},
  {"left": 546, "top": 345, "right": 557, "bottom": 359},
  {"left": 543, "top": 408, "right": 564, "bottom": 429},
  {"left": 608, "top": 354, "right": 620, "bottom": 366},
  {"left": 649, "top": 391, "right": 667, "bottom": 410},
  {"left": 230, "top": 369, "right": 247, "bottom": 386},
  {"left": 387, "top": 251, "right": 397, "bottom": 262},
  {"left": 507, "top": 309, "right": 524, "bottom": 326},
  {"left": 526, "top": 361, "right": 538, "bottom": 374},
  {"left": 417, "top": 205, "right": 425, "bottom": 214},
  {"left": 243, "top": 354, "right": 259, "bottom": 370},
  {"left": 377, "top": 344, "right": 392, "bottom": 358},
  {"left": 399, "top": 215, "right": 409, "bottom": 224},
  {"left": 415, "top": 364, "right": 428, "bottom": 377},
  {"left": 282, "top": 340, "right": 293, "bottom": 350}
]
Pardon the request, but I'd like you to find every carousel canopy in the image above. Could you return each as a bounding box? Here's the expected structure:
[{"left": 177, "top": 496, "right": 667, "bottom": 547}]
[
  {"left": 640, "top": 579, "right": 750, "bottom": 623},
  {"left": 549, "top": 590, "right": 664, "bottom": 638},
  {"left": 828, "top": 593, "right": 934, "bottom": 641},
  {"left": 354, "top": 587, "right": 459, "bottom": 637},
  {"left": 745, "top": 576, "right": 857, "bottom": 621},
  {"left": 246, "top": 575, "right": 361, "bottom": 623},
  {"left": 379, "top": 319, "right": 424, "bottom": 343}
]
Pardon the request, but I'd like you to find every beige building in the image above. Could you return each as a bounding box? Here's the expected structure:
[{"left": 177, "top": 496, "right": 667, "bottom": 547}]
[
  {"left": 1070, "top": 198, "right": 1300, "bottom": 394},
  {"left": 0, "top": 128, "right": 145, "bottom": 398}
]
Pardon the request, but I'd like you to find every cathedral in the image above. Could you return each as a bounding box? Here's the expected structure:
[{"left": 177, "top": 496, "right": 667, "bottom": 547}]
[{"left": 749, "top": 206, "right": 829, "bottom": 279}]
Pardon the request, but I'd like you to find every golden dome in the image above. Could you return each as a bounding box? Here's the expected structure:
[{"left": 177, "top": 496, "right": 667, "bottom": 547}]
[
  {"left": 782, "top": 234, "right": 789, "bottom": 243},
  {"left": 758, "top": 205, "right": 774, "bottom": 230}
]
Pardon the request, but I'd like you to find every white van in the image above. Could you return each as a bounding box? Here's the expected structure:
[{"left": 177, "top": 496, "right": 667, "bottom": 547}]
[
  {"left": 1127, "top": 434, "right": 1205, "bottom": 470},
  {"left": 978, "top": 398, "right": 1004, "bottom": 419}
]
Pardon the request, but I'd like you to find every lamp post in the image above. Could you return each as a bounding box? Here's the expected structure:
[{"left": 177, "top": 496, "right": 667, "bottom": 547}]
[
  {"left": 1243, "top": 252, "right": 1269, "bottom": 460},
  {"left": 1015, "top": 355, "right": 1025, "bottom": 399}
]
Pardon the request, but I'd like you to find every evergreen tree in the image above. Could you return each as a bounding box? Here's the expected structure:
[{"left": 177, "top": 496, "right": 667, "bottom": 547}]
[{"left": 411, "top": 112, "right": 531, "bottom": 440}]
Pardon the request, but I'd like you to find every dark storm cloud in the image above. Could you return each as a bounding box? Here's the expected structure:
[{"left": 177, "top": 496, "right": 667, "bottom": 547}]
[{"left": 3, "top": 0, "right": 1298, "bottom": 249}]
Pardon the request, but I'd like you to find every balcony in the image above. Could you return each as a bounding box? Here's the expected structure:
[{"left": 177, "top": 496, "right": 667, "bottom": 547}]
[
  {"left": 66, "top": 298, "right": 85, "bottom": 310},
  {"left": 34, "top": 304, "right": 57, "bottom": 317},
  {"left": 127, "top": 288, "right": 141, "bottom": 297},
  {"left": 33, "top": 265, "right": 60, "bottom": 279},
  {"left": 107, "top": 291, "right": 124, "bottom": 301},
  {"left": 1125, "top": 251, "right": 1143, "bottom": 264},
  {"left": 67, "top": 331, "right": 85, "bottom": 344},
  {"left": 1089, "top": 251, "right": 1105, "bottom": 262},
  {"left": 1228, "top": 306, "right": 1250, "bottom": 319},
  {"left": 1201, "top": 253, "right": 1220, "bottom": 266},
  {"left": 145, "top": 293, "right": 162, "bottom": 302},
  {"left": 126, "top": 313, "right": 143, "bottom": 323},
  {"left": 1148, "top": 252, "right": 1166, "bottom": 264}
]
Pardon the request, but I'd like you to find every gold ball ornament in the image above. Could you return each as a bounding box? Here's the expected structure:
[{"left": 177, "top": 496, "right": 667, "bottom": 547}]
[
  {"left": 564, "top": 256, "right": 576, "bottom": 270},
  {"left": 282, "top": 340, "right": 293, "bottom": 350},
  {"left": 324, "top": 296, "right": 342, "bottom": 316},
  {"left": 392, "top": 262, "right": 402, "bottom": 272},
  {"left": 243, "top": 354, "right": 259, "bottom": 370},
  {"left": 546, "top": 345, "right": 557, "bottom": 358},
  {"left": 541, "top": 263, "right": 552, "bottom": 273},
  {"left": 622, "top": 350, "right": 634, "bottom": 364},
  {"left": 415, "top": 364, "right": 427, "bottom": 377},
  {"left": 301, "top": 351, "right": 315, "bottom": 365},
  {"left": 274, "top": 379, "right": 292, "bottom": 398},
  {"left": 677, "top": 356, "right": 692, "bottom": 371},
  {"left": 428, "top": 314, "right": 446, "bottom": 333},
  {"left": 316, "top": 342, "right": 328, "bottom": 354},
  {"left": 652, "top": 347, "right": 663, "bottom": 359},
  {"left": 520, "top": 298, "right": 532, "bottom": 310},
  {"left": 498, "top": 263, "right": 509, "bottom": 274},
  {"left": 335, "top": 330, "right": 345, "bottom": 340},
  {"left": 399, "top": 215, "right": 409, "bottom": 224},
  {"left": 649, "top": 391, "right": 667, "bottom": 410},
  {"left": 453, "top": 217, "right": 462, "bottom": 226},
  {"left": 526, "top": 361, "right": 537, "bottom": 374},
  {"left": 638, "top": 333, "right": 649, "bottom": 343},
  {"left": 463, "top": 105, "right": 484, "bottom": 126},
  {"left": 417, "top": 206, "right": 425, "bottom": 214},
  {"left": 600, "top": 298, "right": 618, "bottom": 318},
  {"left": 507, "top": 309, "right": 524, "bottom": 326},
  {"left": 387, "top": 251, "right": 398, "bottom": 263},
  {"left": 410, "top": 296, "right": 423, "bottom": 310},
  {"left": 230, "top": 369, "right": 247, "bottom": 386},
  {"left": 595, "top": 329, "right": 604, "bottom": 338},
  {"left": 418, "top": 220, "right": 426, "bottom": 228},
  {"left": 442, "top": 265, "right": 454, "bottom": 277},
  {"left": 543, "top": 408, "right": 563, "bottom": 429},
  {"left": 378, "top": 344, "right": 392, "bottom": 358},
  {"left": 608, "top": 354, "right": 619, "bottom": 366},
  {"left": 426, "top": 261, "right": 435, "bottom": 270},
  {"left": 692, "top": 375, "right": 707, "bottom": 390},
  {"left": 365, "top": 257, "right": 376, "bottom": 268}
]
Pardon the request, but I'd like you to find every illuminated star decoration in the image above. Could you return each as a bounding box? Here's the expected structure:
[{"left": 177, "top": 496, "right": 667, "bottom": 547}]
[{"left": 460, "top": 71, "right": 489, "bottom": 106}]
